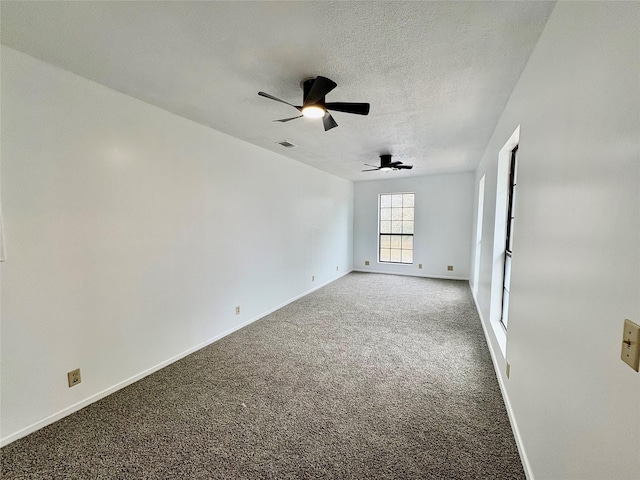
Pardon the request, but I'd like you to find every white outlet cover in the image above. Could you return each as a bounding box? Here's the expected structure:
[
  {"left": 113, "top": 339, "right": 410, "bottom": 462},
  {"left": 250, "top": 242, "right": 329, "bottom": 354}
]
[{"left": 621, "top": 319, "right": 640, "bottom": 371}]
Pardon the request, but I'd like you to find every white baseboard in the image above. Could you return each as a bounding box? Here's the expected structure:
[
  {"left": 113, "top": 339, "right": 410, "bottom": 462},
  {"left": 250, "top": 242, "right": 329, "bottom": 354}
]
[
  {"left": 469, "top": 283, "right": 534, "bottom": 480},
  {"left": 0, "top": 270, "right": 353, "bottom": 448},
  {"left": 353, "top": 268, "right": 469, "bottom": 281}
]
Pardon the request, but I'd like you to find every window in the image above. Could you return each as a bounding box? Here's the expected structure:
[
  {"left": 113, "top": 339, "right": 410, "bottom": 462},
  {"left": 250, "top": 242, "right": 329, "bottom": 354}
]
[
  {"left": 489, "top": 125, "right": 518, "bottom": 354},
  {"left": 501, "top": 146, "right": 518, "bottom": 328},
  {"left": 379, "top": 193, "right": 414, "bottom": 264}
]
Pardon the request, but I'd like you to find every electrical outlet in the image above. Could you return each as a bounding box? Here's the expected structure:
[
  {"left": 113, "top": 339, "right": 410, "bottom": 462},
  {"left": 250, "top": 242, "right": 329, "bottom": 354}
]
[
  {"left": 506, "top": 362, "right": 511, "bottom": 378},
  {"left": 365, "top": 260, "right": 370, "bottom": 266},
  {"left": 447, "top": 265, "right": 454, "bottom": 271},
  {"left": 235, "top": 306, "right": 240, "bottom": 315},
  {"left": 418, "top": 263, "right": 422, "bottom": 269},
  {"left": 336, "top": 266, "right": 339, "bottom": 271},
  {"left": 67, "top": 368, "right": 81, "bottom": 387},
  {"left": 621, "top": 319, "right": 640, "bottom": 371},
  {"left": 312, "top": 275, "right": 315, "bottom": 281}
]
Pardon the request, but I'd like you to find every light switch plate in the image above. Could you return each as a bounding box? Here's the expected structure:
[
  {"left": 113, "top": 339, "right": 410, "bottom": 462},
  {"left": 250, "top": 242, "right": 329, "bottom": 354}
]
[{"left": 621, "top": 319, "right": 640, "bottom": 372}]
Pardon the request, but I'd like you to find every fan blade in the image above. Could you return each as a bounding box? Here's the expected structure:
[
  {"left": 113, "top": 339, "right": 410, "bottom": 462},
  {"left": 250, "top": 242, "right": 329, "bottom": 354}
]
[
  {"left": 304, "top": 76, "right": 337, "bottom": 106},
  {"left": 363, "top": 163, "right": 379, "bottom": 168},
  {"left": 322, "top": 112, "right": 338, "bottom": 131},
  {"left": 258, "top": 92, "right": 301, "bottom": 110},
  {"left": 325, "top": 102, "right": 370, "bottom": 115},
  {"left": 396, "top": 164, "right": 413, "bottom": 169},
  {"left": 274, "top": 115, "right": 303, "bottom": 122},
  {"left": 362, "top": 168, "right": 381, "bottom": 172}
]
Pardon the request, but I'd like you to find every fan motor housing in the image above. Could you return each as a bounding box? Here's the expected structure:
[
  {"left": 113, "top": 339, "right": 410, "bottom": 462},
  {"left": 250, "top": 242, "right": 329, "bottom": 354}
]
[{"left": 380, "top": 154, "right": 393, "bottom": 167}]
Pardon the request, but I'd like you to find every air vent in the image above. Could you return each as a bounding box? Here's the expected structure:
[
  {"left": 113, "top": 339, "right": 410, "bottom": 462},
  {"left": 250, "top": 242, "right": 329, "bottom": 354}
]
[{"left": 277, "top": 141, "right": 296, "bottom": 148}]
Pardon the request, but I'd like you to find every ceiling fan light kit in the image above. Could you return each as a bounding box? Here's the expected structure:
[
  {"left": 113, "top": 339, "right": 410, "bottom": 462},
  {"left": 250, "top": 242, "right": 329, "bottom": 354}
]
[{"left": 301, "top": 106, "right": 325, "bottom": 118}]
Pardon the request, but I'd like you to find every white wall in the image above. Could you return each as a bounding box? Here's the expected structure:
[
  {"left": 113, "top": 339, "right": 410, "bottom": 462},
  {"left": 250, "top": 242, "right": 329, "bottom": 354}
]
[
  {"left": 354, "top": 174, "right": 474, "bottom": 279},
  {"left": 0, "top": 46, "right": 354, "bottom": 446},
  {"left": 471, "top": 3, "right": 640, "bottom": 479}
]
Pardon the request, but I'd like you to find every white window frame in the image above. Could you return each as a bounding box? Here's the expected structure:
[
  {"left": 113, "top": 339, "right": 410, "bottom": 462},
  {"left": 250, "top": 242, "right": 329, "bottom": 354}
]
[
  {"left": 378, "top": 192, "right": 415, "bottom": 265},
  {"left": 490, "top": 126, "right": 519, "bottom": 356},
  {"left": 501, "top": 146, "right": 518, "bottom": 329}
]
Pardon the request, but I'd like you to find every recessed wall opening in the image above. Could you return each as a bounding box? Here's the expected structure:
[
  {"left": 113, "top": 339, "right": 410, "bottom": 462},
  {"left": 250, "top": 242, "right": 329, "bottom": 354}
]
[{"left": 472, "top": 175, "right": 485, "bottom": 296}]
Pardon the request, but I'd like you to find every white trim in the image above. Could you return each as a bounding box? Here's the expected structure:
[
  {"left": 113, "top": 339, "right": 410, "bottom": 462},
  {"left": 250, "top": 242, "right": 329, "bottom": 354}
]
[
  {"left": 470, "top": 282, "right": 533, "bottom": 480},
  {"left": 489, "top": 125, "right": 520, "bottom": 357},
  {"left": 0, "top": 270, "right": 353, "bottom": 447},
  {"left": 472, "top": 175, "right": 485, "bottom": 295},
  {"left": 353, "top": 268, "right": 468, "bottom": 281},
  {"left": 492, "top": 315, "right": 508, "bottom": 355},
  {"left": 377, "top": 192, "right": 416, "bottom": 264}
]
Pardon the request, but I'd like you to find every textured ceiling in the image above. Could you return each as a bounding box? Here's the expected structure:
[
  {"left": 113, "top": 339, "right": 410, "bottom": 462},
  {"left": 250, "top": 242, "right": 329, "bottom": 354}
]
[{"left": 1, "top": 1, "right": 555, "bottom": 181}]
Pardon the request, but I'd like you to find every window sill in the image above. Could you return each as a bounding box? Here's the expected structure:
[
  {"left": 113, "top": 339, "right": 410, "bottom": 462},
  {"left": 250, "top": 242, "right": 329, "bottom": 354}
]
[
  {"left": 378, "top": 262, "right": 414, "bottom": 266},
  {"left": 492, "top": 319, "right": 507, "bottom": 357}
]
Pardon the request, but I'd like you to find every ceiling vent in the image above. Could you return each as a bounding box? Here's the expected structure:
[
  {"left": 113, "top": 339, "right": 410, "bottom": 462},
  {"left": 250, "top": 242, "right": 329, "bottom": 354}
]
[{"left": 277, "top": 141, "right": 296, "bottom": 148}]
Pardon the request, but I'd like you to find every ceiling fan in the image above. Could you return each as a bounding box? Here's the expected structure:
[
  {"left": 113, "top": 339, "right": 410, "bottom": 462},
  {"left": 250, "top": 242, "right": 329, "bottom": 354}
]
[
  {"left": 258, "top": 76, "right": 370, "bottom": 131},
  {"left": 362, "top": 154, "right": 413, "bottom": 172}
]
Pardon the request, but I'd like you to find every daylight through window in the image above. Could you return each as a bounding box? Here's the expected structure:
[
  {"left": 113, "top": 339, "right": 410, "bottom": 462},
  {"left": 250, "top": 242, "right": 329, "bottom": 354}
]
[
  {"left": 379, "top": 193, "right": 414, "bottom": 264},
  {"left": 501, "top": 146, "right": 518, "bottom": 329}
]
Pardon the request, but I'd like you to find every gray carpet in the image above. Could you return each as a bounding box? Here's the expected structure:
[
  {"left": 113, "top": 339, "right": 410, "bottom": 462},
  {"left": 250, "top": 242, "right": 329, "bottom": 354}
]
[{"left": 1, "top": 272, "right": 525, "bottom": 479}]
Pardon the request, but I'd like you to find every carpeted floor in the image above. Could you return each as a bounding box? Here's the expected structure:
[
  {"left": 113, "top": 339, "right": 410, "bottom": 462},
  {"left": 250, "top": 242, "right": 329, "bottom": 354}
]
[{"left": 1, "top": 272, "right": 525, "bottom": 479}]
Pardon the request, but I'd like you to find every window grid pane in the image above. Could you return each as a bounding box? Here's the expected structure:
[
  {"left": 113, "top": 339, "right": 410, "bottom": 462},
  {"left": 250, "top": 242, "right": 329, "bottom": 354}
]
[
  {"left": 402, "top": 208, "right": 414, "bottom": 221},
  {"left": 380, "top": 194, "right": 392, "bottom": 208},
  {"left": 378, "top": 193, "right": 415, "bottom": 264}
]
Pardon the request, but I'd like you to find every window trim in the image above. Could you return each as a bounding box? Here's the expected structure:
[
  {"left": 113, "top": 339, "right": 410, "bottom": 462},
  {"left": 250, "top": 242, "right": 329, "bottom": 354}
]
[
  {"left": 500, "top": 146, "right": 518, "bottom": 329},
  {"left": 378, "top": 192, "right": 415, "bottom": 265},
  {"left": 489, "top": 124, "right": 519, "bottom": 356}
]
